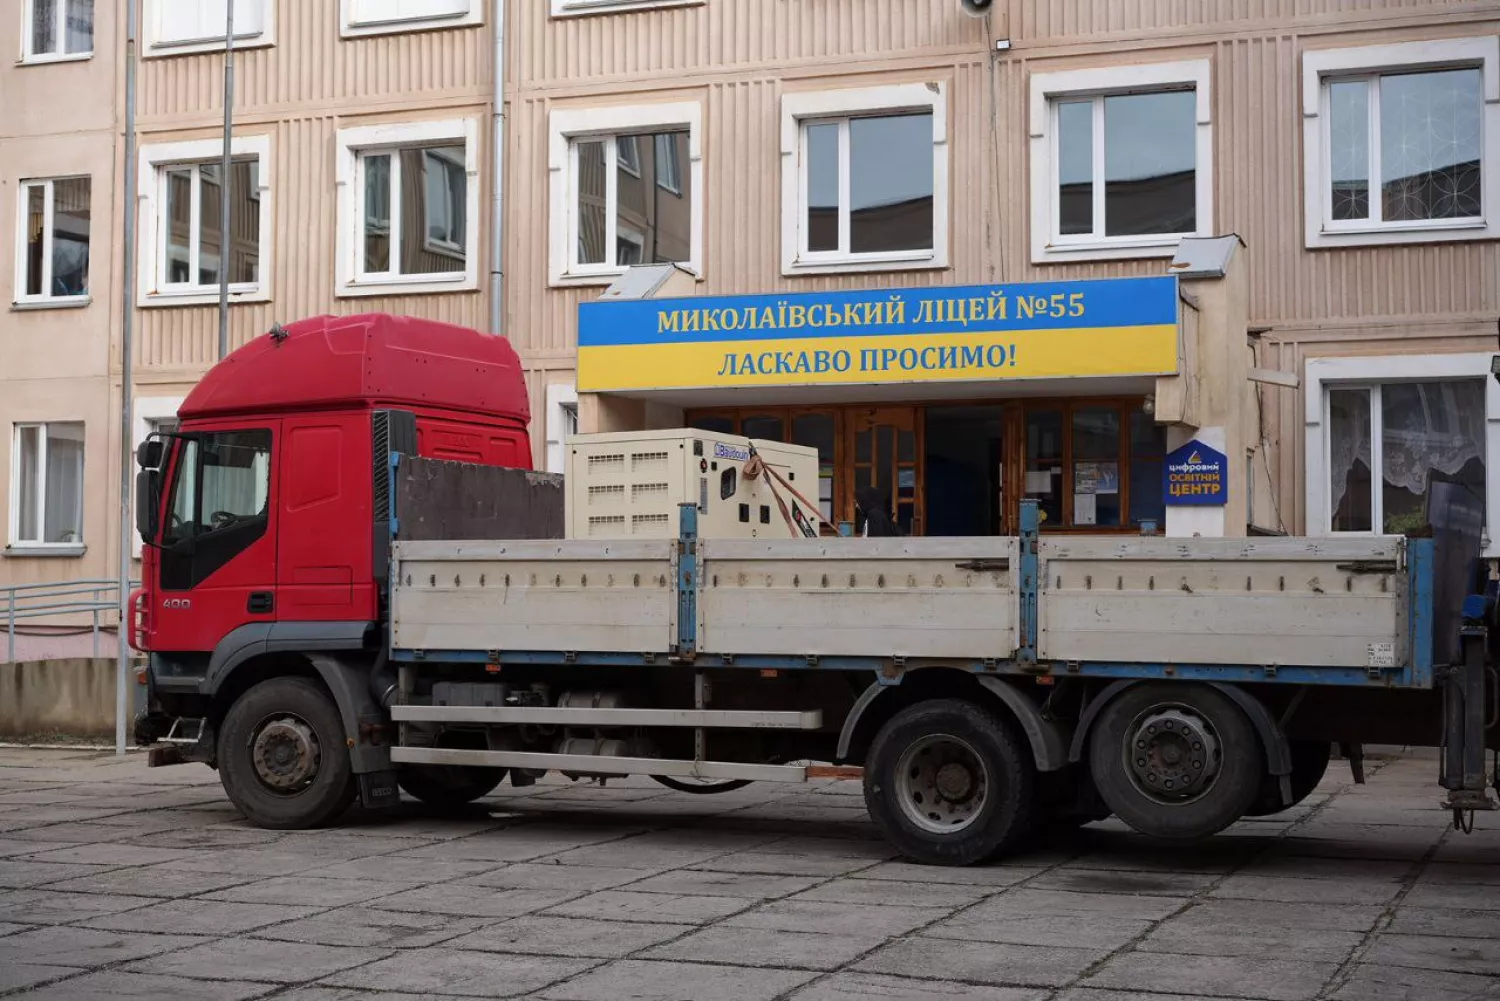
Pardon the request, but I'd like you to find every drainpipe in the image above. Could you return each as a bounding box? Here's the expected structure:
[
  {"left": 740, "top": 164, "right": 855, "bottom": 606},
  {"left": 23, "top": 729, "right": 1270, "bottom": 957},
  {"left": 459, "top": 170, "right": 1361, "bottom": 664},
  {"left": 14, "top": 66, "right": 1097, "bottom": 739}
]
[
  {"left": 115, "top": 0, "right": 140, "bottom": 758},
  {"left": 488, "top": 0, "right": 506, "bottom": 337}
]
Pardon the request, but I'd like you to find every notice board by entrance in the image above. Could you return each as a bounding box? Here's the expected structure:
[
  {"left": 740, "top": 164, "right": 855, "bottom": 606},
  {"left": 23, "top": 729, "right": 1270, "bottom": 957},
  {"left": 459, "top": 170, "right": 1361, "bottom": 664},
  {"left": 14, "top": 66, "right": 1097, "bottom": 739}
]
[{"left": 576, "top": 276, "right": 1180, "bottom": 393}]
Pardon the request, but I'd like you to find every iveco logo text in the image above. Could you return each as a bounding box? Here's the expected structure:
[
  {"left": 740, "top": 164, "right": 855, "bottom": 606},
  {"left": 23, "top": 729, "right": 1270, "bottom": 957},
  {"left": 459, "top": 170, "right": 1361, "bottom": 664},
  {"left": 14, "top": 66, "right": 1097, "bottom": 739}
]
[
  {"left": 713, "top": 443, "right": 751, "bottom": 462},
  {"left": 162, "top": 599, "right": 192, "bottom": 610}
]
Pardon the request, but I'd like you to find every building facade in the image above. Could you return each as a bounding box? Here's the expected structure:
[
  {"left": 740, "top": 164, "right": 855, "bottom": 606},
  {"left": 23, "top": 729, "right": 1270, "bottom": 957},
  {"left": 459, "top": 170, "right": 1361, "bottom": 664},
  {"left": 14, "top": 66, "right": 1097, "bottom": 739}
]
[{"left": 1, "top": 1, "right": 1497, "bottom": 610}]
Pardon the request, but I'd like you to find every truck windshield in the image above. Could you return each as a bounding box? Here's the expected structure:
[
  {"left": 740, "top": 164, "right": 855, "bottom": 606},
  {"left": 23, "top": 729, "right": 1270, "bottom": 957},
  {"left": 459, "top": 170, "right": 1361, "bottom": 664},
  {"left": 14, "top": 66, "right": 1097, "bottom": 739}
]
[{"left": 160, "top": 430, "right": 272, "bottom": 590}]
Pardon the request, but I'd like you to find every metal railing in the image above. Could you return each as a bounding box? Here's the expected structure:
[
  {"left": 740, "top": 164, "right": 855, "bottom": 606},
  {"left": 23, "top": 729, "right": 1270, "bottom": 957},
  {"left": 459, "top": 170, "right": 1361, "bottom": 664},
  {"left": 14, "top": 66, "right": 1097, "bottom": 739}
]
[{"left": 2, "top": 580, "right": 138, "bottom": 664}]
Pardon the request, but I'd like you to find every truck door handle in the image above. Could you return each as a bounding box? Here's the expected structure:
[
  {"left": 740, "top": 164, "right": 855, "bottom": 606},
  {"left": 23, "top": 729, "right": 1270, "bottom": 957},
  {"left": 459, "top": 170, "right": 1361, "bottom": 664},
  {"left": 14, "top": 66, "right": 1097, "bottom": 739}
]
[{"left": 247, "top": 592, "right": 274, "bottom": 614}]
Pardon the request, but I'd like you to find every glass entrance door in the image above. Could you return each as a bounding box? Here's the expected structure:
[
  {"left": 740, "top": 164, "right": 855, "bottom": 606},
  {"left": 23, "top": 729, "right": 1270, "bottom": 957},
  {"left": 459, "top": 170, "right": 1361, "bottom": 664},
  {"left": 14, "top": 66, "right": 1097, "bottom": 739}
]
[{"left": 845, "top": 406, "right": 922, "bottom": 535}]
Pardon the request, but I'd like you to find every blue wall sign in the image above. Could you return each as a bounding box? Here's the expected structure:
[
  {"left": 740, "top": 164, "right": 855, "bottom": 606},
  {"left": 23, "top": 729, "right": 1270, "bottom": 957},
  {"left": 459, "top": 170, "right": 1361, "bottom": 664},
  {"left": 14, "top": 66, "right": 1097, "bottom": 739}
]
[{"left": 1165, "top": 439, "right": 1227, "bottom": 506}]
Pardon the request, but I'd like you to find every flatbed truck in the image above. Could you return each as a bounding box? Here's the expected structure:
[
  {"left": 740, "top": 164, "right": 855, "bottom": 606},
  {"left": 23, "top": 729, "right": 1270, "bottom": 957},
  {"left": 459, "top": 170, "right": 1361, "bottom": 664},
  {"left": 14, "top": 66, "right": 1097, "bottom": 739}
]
[{"left": 132, "top": 314, "right": 1500, "bottom": 865}]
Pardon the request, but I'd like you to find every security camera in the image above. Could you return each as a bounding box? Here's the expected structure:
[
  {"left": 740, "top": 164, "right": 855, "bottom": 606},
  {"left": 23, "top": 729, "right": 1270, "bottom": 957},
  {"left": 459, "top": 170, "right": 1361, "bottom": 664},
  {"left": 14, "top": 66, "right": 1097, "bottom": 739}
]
[{"left": 960, "top": 0, "right": 993, "bottom": 15}]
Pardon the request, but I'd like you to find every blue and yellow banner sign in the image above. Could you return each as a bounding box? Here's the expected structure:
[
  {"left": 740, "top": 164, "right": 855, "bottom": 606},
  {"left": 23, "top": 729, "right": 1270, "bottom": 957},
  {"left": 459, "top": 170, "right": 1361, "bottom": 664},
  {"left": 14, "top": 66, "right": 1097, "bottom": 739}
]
[
  {"left": 577, "top": 276, "right": 1179, "bottom": 393},
  {"left": 1165, "top": 439, "right": 1227, "bottom": 506}
]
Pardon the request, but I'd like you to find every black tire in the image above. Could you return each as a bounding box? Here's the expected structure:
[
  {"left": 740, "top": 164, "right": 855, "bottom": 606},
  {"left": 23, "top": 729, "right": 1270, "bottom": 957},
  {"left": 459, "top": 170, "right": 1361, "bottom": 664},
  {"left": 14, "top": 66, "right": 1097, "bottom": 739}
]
[
  {"left": 863, "top": 699, "right": 1037, "bottom": 866},
  {"left": 397, "top": 764, "right": 507, "bottom": 810},
  {"left": 1088, "top": 683, "right": 1262, "bottom": 842},
  {"left": 1244, "top": 740, "right": 1332, "bottom": 817},
  {"left": 217, "top": 676, "right": 356, "bottom": 830}
]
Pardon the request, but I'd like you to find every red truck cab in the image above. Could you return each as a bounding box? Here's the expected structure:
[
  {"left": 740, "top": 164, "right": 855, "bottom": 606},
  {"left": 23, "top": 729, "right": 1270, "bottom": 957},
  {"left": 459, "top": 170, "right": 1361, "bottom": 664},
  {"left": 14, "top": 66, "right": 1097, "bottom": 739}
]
[{"left": 133, "top": 314, "right": 531, "bottom": 747}]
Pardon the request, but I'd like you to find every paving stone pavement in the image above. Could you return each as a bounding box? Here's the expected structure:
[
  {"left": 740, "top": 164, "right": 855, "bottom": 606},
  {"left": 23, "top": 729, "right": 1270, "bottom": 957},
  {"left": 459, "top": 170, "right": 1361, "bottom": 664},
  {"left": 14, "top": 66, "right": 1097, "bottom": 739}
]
[{"left": 0, "top": 747, "right": 1495, "bottom": 1000}]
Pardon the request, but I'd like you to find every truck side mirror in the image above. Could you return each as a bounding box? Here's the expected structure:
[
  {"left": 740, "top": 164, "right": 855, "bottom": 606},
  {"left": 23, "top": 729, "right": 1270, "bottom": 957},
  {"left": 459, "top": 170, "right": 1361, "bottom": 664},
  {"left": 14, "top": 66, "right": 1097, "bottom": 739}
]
[
  {"left": 135, "top": 469, "right": 161, "bottom": 543},
  {"left": 137, "top": 439, "right": 164, "bottom": 469}
]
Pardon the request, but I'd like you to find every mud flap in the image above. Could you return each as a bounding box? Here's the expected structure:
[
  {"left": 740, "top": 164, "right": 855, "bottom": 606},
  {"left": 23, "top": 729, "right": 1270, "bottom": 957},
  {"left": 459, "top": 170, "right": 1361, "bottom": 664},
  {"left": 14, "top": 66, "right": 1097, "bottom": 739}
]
[{"left": 358, "top": 770, "right": 401, "bottom": 810}]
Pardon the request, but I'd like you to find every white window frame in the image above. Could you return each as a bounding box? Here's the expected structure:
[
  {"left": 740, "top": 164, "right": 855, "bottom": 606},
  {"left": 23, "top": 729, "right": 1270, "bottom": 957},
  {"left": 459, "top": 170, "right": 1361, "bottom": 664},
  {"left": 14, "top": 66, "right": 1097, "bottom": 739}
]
[
  {"left": 142, "top": 0, "right": 275, "bottom": 57},
  {"left": 137, "top": 135, "right": 272, "bottom": 307},
  {"left": 132, "top": 397, "right": 184, "bottom": 557},
  {"left": 13, "top": 176, "right": 91, "bottom": 309},
  {"left": 1304, "top": 353, "right": 1500, "bottom": 554},
  {"left": 8, "top": 421, "right": 86, "bottom": 551},
  {"left": 545, "top": 383, "right": 579, "bottom": 475},
  {"left": 1302, "top": 37, "right": 1500, "bottom": 249},
  {"left": 780, "top": 82, "right": 950, "bottom": 276},
  {"left": 1028, "top": 60, "right": 1213, "bottom": 265},
  {"left": 336, "top": 118, "right": 480, "bottom": 297},
  {"left": 341, "top": 0, "right": 482, "bottom": 39},
  {"left": 549, "top": 0, "right": 703, "bottom": 17},
  {"left": 549, "top": 101, "right": 703, "bottom": 286},
  {"left": 21, "top": 0, "right": 92, "bottom": 63}
]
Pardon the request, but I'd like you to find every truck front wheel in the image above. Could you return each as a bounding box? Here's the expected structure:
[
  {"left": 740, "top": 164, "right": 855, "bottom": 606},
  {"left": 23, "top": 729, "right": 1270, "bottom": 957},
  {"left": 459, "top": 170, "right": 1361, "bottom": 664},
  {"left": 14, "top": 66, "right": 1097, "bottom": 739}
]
[
  {"left": 1088, "top": 683, "right": 1261, "bottom": 841},
  {"left": 217, "top": 677, "right": 356, "bottom": 830},
  {"left": 863, "top": 699, "right": 1037, "bottom": 866}
]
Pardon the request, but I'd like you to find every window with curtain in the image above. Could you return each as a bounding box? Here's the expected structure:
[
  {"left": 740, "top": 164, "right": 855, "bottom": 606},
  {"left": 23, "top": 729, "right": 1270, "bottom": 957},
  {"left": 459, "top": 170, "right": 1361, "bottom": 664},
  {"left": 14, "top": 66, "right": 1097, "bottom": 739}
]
[
  {"left": 11, "top": 422, "right": 85, "bottom": 546},
  {"left": 1328, "top": 380, "right": 1486, "bottom": 535}
]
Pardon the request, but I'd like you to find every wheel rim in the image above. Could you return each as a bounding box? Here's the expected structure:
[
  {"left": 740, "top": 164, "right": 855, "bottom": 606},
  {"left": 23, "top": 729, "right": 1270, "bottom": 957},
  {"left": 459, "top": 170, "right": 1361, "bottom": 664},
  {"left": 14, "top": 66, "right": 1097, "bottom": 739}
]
[
  {"left": 250, "top": 713, "right": 322, "bottom": 795},
  {"left": 894, "top": 733, "right": 990, "bottom": 835},
  {"left": 1121, "top": 703, "right": 1222, "bottom": 805}
]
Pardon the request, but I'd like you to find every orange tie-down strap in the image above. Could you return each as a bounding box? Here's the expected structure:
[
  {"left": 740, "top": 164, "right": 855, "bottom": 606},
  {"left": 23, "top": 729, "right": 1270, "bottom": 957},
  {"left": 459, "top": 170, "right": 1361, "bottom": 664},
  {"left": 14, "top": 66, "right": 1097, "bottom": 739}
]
[{"left": 743, "top": 450, "right": 833, "bottom": 539}]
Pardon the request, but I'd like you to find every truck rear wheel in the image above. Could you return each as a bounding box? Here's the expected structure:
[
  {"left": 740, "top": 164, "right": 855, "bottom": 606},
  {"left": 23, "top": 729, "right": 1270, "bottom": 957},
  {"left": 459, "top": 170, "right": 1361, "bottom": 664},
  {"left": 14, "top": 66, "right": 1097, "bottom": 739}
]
[
  {"left": 217, "top": 676, "right": 355, "bottom": 830},
  {"left": 1088, "top": 683, "right": 1261, "bottom": 842},
  {"left": 398, "top": 764, "right": 507, "bottom": 810},
  {"left": 864, "top": 699, "right": 1037, "bottom": 866}
]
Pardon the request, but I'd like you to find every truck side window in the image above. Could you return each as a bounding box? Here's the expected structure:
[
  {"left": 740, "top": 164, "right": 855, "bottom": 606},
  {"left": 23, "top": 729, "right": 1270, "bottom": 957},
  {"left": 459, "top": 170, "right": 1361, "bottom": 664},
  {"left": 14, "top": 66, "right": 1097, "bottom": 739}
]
[{"left": 160, "top": 430, "right": 272, "bottom": 591}]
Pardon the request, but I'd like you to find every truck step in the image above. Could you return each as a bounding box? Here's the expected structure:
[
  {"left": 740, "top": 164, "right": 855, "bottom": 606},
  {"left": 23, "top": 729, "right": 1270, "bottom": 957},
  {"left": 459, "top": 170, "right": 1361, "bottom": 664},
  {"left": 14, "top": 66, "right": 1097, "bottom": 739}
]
[
  {"left": 389, "top": 706, "right": 823, "bottom": 730},
  {"left": 390, "top": 746, "right": 810, "bottom": 783}
]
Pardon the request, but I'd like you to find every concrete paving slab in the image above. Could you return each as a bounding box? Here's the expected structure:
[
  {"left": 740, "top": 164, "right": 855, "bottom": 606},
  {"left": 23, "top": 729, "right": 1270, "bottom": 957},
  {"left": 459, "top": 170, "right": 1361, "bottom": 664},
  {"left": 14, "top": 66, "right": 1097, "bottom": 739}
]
[
  {"left": 251, "top": 906, "right": 491, "bottom": 949},
  {"left": 447, "top": 914, "right": 686, "bottom": 958},
  {"left": 1403, "top": 881, "right": 1500, "bottom": 912},
  {"left": 41, "top": 862, "right": 257, "bottom": 897},
  {"left": 788, "top": 876, "right": 991, "bottom": 908},
  {"left": 850, "top": 862, "right": 1044, "bottom": 887},
  {"left": 955, "top": 888, "right": 1186, "bottom": 923},
  {"left": 1384, "top": 905, "right": 1500, "bottom": 939},
  {"left": 1326, "top": 963, "right": 1500, "bottom": 1000},
  {"left": 689, "top": 851, "right": 876, "bottom": 877},
  {"left": 295, "top": 855, "right": 500, "bottom": 884},
  {"left": 536, "top": 958, "right": 816, "bottom": 1001},
  {"left": 463, "top": 861, "right": 653, "bottom": 892},
  {"left": 0, "top": 860, "right": 124, "bottom": 888},
  {"left": 927, "top": 912, "right": 1153, "bottom": 951},
  {"left": 126, "top": 936, "right": 391, "bottom": 984},
  {"left": 0, "top": 888, "right": 155, "bottom": 924},
  {"left": 788, "top": 973, "right": 1046, "bottom": 1001},
  {"left": 542, "top": 888, "right": 756, "bottom": 924},
  {"left": 855, "top": 937, "right": 1105, "bottom": 988},
  {"left": 321, "top": 948, "right": 593, "bottom": 998},
  {"left": 623, "top": 867, "right": 822, "bottom": 899},
  {"left": 371, "top": 882, "right": 578, "bottom": 919},
  {"left": 1208, "top": 872, "right": 1403, "bottom": 905},
  {"left": 0, "top": 964, "right": 76, "bottom": 994},
  {"left": 1023, "top": 869, "right": 1217, "bottom": 898},
  {"left": 1135, "top": 914, "right": 1364, "bottom": 962},
  {"left": 6, "top": 971, "right": 276, "bottom": 1000},
  {"left": 1362, "top": 932, "right": 1500, "bottom": 976},
  {"left": 643, "top": 924, "right": 886, "bottom": 971},
  {"left": 202, "top": 874, "right": 413, "bottom": 907},
  {"left": 0, "top": 838, "right": 84, "bottom": 857},
  {"left": 724, "top": 899, "right": 942, "bottom": 937},
  {"left": 0, "top": 926, "right": 199, "bottom": 968},
  {"left": 80, "top": 898, "right": 323, "bottom": 934},
  {"left": 1165, "top": 897, "right": 1386, "bottom": 933},
  {"left": 1081, "top": 953, "right": 1339, "bottom": 1001}
]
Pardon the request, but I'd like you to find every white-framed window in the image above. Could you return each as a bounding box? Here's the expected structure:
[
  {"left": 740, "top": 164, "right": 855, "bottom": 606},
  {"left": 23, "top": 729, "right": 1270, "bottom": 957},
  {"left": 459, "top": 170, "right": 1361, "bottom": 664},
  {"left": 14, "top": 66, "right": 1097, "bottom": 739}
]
[
  {"left": 8, "top": 422, "right": 85, "bottom": 550},
  {"left": 132, "top": 398, "right": 184, "bottom": 556},
  {"left": 1305, "top": 353, "right": 1500, "bottom": 553},
  {"left": 341, "top": 0, "right": 481, "bottom": 38},
  {"left": 549, "top": 102, "right": 702, "bottom": 286},
  {"left": 336, "top": 118, "right": 479, "bottom": 296},
  {"left": 1028, "top": 60, "right": 1213, "bottom": 264},
  {"left": 549, "top": 0, "right": 703, "bottom": 16},
  {"left": 545, "top": 383, "right": 579, "bottom": 474},
  {"left": 14, "top": 177, "right": 90, "bottom": 307},
  {"left": 22, "top": 0, "right": 92, "bottom": 62},
  {"left": 1302, "top": 37, "right": 1499, "bottom": 249},
  {"left": 137, "top": 136, "right": 271, "bottom": 307},
  {"left": 780, "top": 83, "right": 949, "bottom": 276},
  {"left": 143, "top": 0, "right": 273, "bottom": 56}
]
